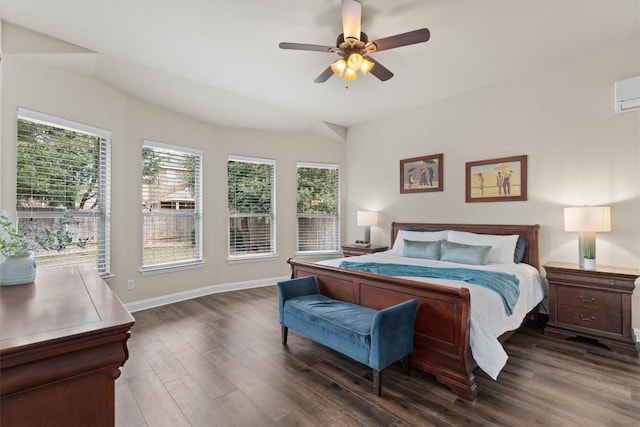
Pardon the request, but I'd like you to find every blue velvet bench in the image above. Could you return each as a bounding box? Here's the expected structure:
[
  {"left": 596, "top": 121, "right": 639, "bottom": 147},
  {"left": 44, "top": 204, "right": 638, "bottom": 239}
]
[{"left": 277, "top": 276, "right": 418, "bottom": 395}]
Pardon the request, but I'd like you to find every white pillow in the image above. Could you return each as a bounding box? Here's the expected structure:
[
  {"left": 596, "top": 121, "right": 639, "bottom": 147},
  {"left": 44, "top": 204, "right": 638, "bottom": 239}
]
[
  {"left": 391, "top": 229, "right": 449, "bottom": 255},
  {"left": 446, "top": 230, "right": 519, "bottom": 264}
]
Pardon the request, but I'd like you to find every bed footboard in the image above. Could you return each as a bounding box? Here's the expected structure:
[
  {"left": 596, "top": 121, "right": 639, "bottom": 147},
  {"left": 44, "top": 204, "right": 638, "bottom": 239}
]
[{"left": 287, "top": 258, "right": 477, "bottom": 400}]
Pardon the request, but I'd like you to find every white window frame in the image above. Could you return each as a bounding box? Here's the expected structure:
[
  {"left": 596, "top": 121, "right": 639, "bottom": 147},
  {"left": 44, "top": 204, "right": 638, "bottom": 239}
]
[
  {"left": 141, "top": 140, "right": 203, "bottom": 273},
  {"left": 227, "top": 155, "right": 276, "bottom": 262},
  {"left": 16, "top": 108, "right": 111, "bottom": 276},
  {"left": 296, "top": 161, "right": 341, "bottom": 256}
]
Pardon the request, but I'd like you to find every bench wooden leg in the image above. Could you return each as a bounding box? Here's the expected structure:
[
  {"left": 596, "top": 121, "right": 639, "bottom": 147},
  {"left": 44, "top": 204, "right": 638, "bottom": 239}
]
[
  {"left": 372, "top": 369, "right": 382, "bottom": 396},
  {"left": 401, "top": 355, "right": 411, "bottom": 376},
  {"left": 281, "top": 326, "right": 288, "bottom": 345}
]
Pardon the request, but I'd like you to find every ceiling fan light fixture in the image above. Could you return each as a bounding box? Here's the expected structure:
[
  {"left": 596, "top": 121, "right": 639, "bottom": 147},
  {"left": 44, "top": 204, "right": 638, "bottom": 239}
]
[
  {"left": 347, "top": 53, "right": 364, "bottom": 71},
  {"left": 344, "top": 67, "right": 358, "bottom": 81},
  {"left": 279, "top": 0, "right": 430, "bottom": 83},
  {"left": 360, "top": 58, "right": 375, "bottom": 76},
  {"left": 331, "top": 58, "right": 347, "bottom": 77}
]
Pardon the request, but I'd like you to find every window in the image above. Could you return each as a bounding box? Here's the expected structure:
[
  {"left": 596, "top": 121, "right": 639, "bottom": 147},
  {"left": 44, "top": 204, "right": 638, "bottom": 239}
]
[
  {"left": 16, "top": 108, "right": 111, "bottom": 275},
  {"left": 142, "top": 141, "right": 202, "bottom": 270},
  {"left": 296, "top": 162, "right": 340, "bottom": 253},
  {"left": 165, "top": 169, "right": 176, "bottom": 186},
  {"left": 227, "top": 155, "right": 275, "bottom": 259}
]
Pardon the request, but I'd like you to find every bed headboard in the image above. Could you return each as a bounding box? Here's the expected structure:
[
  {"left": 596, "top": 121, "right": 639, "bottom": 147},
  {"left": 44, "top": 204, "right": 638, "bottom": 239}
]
[{"left": 390, "top": 222, "right": 540, "bottom": 270}]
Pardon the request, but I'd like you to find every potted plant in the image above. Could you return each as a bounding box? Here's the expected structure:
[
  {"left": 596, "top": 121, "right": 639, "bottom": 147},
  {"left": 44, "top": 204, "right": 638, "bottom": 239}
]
[
  {"left": 583, "top": 245, "right": 596, "bottom": 270},
  {"left": 0, "top": 211, "right": 40, "bottom": 285},
  {"left": 0, "top": 212, "right": 87, "bottom": 286}
]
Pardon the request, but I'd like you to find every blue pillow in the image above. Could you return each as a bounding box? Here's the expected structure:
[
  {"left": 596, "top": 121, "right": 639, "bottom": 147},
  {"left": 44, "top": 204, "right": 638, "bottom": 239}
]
[
  {"left": 440, "top": 240, "right": 491, "bottom": 265},
  {"left": 402, "top": 239, "right": 442, "bottom": 260},
  {"left": 514, "top": 236, "right": 528, "bottom": 263}
]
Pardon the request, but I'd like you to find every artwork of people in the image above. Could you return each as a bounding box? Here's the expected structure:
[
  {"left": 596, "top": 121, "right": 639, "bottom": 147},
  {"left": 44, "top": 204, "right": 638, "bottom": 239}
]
[
  {"left": 466, "top": 155, "right": 527, "bottom": 202},
  {"left": 400, "top": 154, "right": 443, "bottom": 193}
]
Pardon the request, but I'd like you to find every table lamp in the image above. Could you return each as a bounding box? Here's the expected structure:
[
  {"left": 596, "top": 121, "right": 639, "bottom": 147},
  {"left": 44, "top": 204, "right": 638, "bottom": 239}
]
[
  {"left": 356, "top": 211, "right": 378, "bottom": 243},
  {"left": 564, "top": 206, "right": 611, "bottom": 269}
]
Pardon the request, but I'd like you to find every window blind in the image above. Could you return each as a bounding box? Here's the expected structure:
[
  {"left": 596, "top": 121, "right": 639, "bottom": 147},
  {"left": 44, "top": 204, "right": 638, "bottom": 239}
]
[
  {"left": 227, "top": 155, "right": 276, "bottom": 258},
  {"left": 142, "top": 141, "right": 202, "bottom": 270},
  {"left": 16, "top": 108, "right": 111, "bottom": 276},
  {"left": 296, "top": 162, "right": 340, "bottom": 253}
]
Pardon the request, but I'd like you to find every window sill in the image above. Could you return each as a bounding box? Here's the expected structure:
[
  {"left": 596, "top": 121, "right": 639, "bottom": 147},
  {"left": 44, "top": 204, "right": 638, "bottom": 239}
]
[
  {"left": 226, "top": 254, "right": 278, "bottom": 264},
  {"left": 295, "top": 251, "right": 342, "bottom": 259},
  {"left": 141, "top": 260, "right": 205, "bottom": 276}
]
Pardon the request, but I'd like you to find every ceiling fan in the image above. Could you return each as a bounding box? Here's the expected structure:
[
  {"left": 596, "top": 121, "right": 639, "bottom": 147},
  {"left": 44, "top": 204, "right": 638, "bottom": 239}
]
[{"left": 279, "top": 0, "right": 430, "bottom": 83}]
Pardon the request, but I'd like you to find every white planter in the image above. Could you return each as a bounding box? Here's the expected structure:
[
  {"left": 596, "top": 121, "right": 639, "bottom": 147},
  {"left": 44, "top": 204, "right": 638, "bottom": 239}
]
[
  {"left": 583, "top": 258, "right": 596, "bottom": 270},
  {"left": 0, "top": 254, "right": 36, "bottom": 286}
]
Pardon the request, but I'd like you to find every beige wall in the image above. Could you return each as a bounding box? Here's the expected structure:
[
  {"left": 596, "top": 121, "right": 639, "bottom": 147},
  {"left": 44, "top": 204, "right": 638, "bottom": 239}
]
[
  {"left": 345, "top": 41, "right": 640, "bottom": 328},
  {"left": 0, "top": 56, "right": 345, "bottom": 303}
]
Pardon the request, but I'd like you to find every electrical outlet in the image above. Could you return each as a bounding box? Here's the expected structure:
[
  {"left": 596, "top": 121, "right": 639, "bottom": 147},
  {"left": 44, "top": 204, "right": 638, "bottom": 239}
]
[{"left": 127, "top": 279, "right": 135, "bottom": 290}]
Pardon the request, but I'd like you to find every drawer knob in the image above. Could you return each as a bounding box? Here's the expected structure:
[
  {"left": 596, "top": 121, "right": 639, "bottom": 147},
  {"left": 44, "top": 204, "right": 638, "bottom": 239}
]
[
  {"left": 580, "top": 315, "right": 596, "bottom": 322},
  {"left": 579, "top": 296, "right": 595, "bottom": 303},
  {"left": 610, "top": 279, "right": 615, "bottom": 286}
]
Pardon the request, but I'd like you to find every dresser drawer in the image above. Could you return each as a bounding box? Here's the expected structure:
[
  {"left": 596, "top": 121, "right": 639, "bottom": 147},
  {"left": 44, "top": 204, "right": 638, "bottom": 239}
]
[
  {"left": 556, "top": 286, "right": 620, "bottom": 310},
  {"left": 557, "top": 305, "right": 621, "bottom": 334}
]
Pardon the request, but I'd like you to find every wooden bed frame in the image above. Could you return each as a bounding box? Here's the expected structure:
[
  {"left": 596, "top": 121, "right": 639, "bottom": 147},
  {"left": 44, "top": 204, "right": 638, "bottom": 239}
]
[{"left": 287, "top": 222, "right": 540, "bottom": 400}]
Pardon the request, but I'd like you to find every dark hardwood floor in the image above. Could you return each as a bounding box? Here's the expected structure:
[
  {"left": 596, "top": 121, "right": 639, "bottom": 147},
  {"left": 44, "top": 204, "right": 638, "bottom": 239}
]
[{"left": 116, "top": 286, "right": 640, "bottom": 427}]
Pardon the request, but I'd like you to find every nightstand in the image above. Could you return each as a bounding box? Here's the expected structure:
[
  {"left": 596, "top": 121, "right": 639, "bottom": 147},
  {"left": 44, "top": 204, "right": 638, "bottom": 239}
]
[
  {"left": 544, "top": 262, "right": 639, "bottom": 357},
  {"left": 341, "top": 244, "right": 389, "bottom": 257}
]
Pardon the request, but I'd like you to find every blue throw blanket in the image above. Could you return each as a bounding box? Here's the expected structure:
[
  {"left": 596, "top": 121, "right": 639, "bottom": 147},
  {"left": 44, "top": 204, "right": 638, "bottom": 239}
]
[{"left": 339, "top": 261, "right": 520, "bottom": 315}]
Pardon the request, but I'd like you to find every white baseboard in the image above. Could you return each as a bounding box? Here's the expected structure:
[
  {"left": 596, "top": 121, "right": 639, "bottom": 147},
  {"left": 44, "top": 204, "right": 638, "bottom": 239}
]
[{"left": 125, "top": 275, "right": 288, "bottom": 313}]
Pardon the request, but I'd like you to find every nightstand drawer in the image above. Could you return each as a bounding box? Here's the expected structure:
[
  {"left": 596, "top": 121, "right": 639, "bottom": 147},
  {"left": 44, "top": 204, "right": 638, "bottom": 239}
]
[
  {"left": 557, "top": 305, "right": 621, "bottom": 334},
  {"left": 556, "top": 286, "right": 620, "bottom": 310},
  {"left": 341, "top": 245, "right": 388, "bottom": 257},
  {"left": 342, "top": 247, "right": 370, "bottom": 256},
  {"left": 547, "top": 269, "right": 632, "bottom": 288}
]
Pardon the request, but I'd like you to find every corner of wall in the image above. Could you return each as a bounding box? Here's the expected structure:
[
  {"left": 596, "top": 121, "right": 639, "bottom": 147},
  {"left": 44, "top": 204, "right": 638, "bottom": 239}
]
[
  {"left": 312, "top": 121, "right": 347, "bottom": 141},
  {"left": 0, "top": 18, "right": 4, "bottom": 205}
]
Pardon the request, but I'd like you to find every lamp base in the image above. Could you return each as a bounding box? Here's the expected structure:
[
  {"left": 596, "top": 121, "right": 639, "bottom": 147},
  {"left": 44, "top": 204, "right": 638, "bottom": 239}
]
[
  {"left": 363, "top": 227, "right": 371, "bottom": 244},
  {"left": 578, "top": 231, "right": 596, "bottom": 268}
]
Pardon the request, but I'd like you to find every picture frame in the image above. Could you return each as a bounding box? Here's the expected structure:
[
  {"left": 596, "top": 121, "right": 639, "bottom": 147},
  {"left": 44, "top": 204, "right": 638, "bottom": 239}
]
[
  {"left": 465, "top": 155, "right": 527, "bottom": 202},
  {"left": 400, "top": 154, "right": 443, "bottom": 194}
]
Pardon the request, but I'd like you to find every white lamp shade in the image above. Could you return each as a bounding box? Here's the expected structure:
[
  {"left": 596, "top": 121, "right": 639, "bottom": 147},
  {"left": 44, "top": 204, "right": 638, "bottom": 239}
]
[
  {"left": 331, "top": 59, "right": 347, "bottom": 77},
  {"left": 357, "top": 211, "right": 378, "bottom": 226},
  {"left": 564, "top": 206, "right": 611, "bottom": 232},
  {"left": 360, "top": 58, "right": 375, "bottom": 76},
  {"left": 347, "top": 53, "right": 364, "bottom": 71},
  {"left": 343, "top": 67, "right": 358, "bottom": 81}
]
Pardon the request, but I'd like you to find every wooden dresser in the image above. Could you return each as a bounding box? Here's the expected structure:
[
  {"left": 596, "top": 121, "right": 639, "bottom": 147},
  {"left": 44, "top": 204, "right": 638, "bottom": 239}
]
[
  {"left": 0, "top": 266, "right": 135, "bottom": 426},
  {"left": 544, "top": 262, "right": 639, "bottom": 357}
]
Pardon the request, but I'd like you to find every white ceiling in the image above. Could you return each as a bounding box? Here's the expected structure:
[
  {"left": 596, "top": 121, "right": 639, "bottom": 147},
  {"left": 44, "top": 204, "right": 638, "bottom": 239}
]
[{"left": 1, "top": 0, "right": 639, "bottom": 136}]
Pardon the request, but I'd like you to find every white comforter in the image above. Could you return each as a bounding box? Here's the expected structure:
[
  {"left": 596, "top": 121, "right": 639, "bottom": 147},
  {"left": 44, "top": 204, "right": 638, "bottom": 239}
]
[{"left": 318, "top": 251, "right": 546, "bottom": 380}]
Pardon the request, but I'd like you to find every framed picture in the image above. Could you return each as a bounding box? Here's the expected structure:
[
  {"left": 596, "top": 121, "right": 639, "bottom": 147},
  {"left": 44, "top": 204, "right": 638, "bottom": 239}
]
[
  {"left": 465, "top": 155, "right": 527, "bottom": 202},
  {"left": 400, "top": 154, "right": 443, "bottom": 194}
]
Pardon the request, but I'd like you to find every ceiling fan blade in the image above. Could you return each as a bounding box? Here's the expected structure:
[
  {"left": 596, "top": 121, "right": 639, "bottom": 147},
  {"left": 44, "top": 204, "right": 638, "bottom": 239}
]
[
  {"left": 370, "top": 28, "right": 430, "bottom": 52},
  {"left": 279, "top": 42, "right": 335, "bottom": 53},
  {"left": 341, "top": 0, "right": 362, "bottom": 40},
  {"left": 314, "top": 66, "right": 334, "bottom": 83},
  {"left": 365, "top": 57, "right": 394, "bottom": 81}
]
